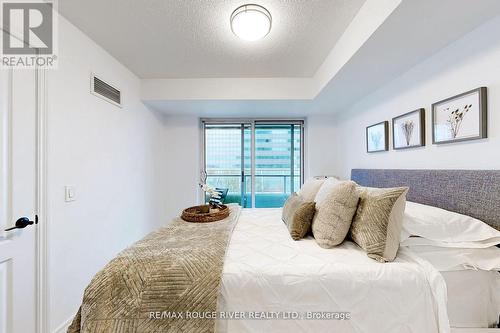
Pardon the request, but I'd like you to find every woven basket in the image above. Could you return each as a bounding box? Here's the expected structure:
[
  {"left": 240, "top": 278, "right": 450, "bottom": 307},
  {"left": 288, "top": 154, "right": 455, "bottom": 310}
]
[{"left": 181, "top": 205, "right": 229, "bottom": 223}]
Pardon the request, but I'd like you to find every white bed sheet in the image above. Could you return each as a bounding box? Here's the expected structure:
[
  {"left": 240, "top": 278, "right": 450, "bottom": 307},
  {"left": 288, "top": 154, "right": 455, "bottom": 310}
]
[
  {"left": 217, "top": 208, "right": 450, "bottom": 333},
  {"left": 404, "top": 245, "right": 500, "bottom": 272},
  {"left": 441, "top": 270, "right": 500, "bottom": 328}
]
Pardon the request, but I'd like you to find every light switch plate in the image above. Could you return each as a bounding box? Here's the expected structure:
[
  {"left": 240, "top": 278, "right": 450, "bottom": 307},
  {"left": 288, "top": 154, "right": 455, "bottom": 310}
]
[{"left": 65, "top": 186, "right": 76, "bottom": 202}]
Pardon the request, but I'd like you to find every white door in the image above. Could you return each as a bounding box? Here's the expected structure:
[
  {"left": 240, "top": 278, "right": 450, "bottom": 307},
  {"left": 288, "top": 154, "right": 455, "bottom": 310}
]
[{"left": 0, "top": 67, "right": 38, "bottom": 333}]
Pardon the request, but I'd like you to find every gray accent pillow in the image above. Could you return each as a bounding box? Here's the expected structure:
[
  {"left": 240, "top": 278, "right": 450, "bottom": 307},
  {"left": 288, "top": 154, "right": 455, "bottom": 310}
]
[
  {"left": 311, "top": 181, "right": 359, "bottom": 248},
  {"left": 349, "top": 186, "right": 409, "bottom": 262},
  {"left": 282, "top": 193, "right": 316, "bottom": 240}
]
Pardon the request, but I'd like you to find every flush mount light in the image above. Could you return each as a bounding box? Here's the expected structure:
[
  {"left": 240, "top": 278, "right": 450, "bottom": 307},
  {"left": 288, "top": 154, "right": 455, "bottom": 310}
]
[{"left": 230, "top": 4, "right": 272, "bottom": 41}]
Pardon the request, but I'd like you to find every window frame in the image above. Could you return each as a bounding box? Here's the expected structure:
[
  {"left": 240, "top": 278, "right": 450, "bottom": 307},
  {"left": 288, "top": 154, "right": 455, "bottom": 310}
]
[{"left": 199, "top": 118, "right": 306, "bottom": 207}]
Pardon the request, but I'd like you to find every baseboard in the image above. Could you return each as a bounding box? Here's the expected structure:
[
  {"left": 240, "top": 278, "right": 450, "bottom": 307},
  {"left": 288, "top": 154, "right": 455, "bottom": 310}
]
[
  {"left": 53, "top": 316, "right": 73, "bottom": 333},
  {"left": 451, "top": 328, "right": 500, "bottom": 333}
]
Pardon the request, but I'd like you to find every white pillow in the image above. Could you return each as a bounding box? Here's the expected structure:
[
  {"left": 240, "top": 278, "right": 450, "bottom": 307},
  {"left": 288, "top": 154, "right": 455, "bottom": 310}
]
[
  {"left": 313, "top": 177, "right": 340, "bottom": 204},
  {"left": 401, "top": 202, "right": 500, "bottom": 248},
  {"left": 297, "top": 178, "right": 326, "bottom": 202},
  {"left": 405, "top": 245, "right": 500, "bottom": 272}
]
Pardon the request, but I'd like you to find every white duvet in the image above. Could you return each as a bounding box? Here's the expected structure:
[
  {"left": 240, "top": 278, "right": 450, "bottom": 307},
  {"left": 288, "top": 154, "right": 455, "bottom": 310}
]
[{"left": 217, "top": 208, "right": 450, "bottom": 333}]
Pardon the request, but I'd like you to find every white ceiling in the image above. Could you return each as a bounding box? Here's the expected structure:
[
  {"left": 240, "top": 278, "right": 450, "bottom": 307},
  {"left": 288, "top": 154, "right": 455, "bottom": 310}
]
[
  {"left": 142, "top": 0, "right": 500, "bottom": 116},
  {"left": 308, "top": 0, "right": 500, "bottom": 113},
  {"left": 58, "top": 0, "right": 365, "bottom": 78},
  {"left": 58, "top": 0, "right": 500, "bottom": 116}
]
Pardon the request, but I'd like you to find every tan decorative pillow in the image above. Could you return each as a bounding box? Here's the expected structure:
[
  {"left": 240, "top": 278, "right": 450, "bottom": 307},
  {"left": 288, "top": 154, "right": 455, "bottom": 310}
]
[
  {"left": 311, "top": 181, "right": 359, "bottom": 248},
  {"left": 349, "top": 186, "right": 409, "bottom": 262},
  {"left": 314, "top": 177, "right": 340, "bottom": 204},
  {"left": 298, "top": 178, "right": 326, "bottom": 202},
  {"left": 282, "top": 193, "right": 316, "bottom": 240}
]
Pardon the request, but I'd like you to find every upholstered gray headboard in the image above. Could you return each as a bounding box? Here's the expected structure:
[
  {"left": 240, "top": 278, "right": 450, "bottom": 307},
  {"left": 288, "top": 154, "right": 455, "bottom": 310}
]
[{"left": 351, "top": 169, "right": 500, "bottom": 231}]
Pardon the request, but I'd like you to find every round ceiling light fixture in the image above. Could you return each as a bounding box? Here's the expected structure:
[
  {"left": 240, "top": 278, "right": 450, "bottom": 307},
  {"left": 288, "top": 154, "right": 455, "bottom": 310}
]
[{"left": 230, "top": 4, "right": 272, "bottom": 41}]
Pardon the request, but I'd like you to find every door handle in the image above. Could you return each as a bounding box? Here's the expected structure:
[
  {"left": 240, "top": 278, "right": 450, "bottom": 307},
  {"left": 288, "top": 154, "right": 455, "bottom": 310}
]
[{"left": 4, "top": 216, "right": 37, "bottom": 231}]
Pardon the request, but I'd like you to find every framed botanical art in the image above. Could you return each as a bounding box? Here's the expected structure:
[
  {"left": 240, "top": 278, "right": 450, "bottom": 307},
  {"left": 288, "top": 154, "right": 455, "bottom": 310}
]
[
  {"left": 392, "top": 108, "right": 425, "bottom": 150},
  {"left": 366, "top": 121, "right": 389, "bottom": 153},
  {"left": 432, "top": 87, "right": 487, "bottom": 144}
]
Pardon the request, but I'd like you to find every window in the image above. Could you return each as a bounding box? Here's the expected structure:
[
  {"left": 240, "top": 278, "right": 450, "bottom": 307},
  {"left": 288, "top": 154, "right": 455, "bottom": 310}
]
[{"left": 202, "top": 120, "right": 304, "bottom": 208}]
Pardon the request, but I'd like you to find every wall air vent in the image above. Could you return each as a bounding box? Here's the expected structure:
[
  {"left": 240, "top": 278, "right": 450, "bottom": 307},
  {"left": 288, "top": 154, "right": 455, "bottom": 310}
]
[{"left": 91, "top": 74, "right": 122, "bottom": 107}]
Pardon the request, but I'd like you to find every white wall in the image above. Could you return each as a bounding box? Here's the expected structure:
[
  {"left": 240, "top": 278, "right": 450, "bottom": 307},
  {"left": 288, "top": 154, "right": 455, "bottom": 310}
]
[
  {"left": 331, "top": 15, "right": 500, "bottom": 179},
  {"left": 161, "top": 115, "right": 201, "bottom": 220},
  {"left": 47, "top": 17, "right": 169, "bottom": 332},
  {"left": 306, "top": 115, "right": 338, "bottom": 178}
]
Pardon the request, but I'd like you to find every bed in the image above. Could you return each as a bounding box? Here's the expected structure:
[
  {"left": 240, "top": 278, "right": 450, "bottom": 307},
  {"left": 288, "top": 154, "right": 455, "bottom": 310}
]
[
  {"left": 218, "top": 169, "right": 500, "bottom": 332},
  {"left": 350, "top": 169, "right": 500, "bottom": 330},
  {"left": 217, "top": 209, "right": 499, "bottom": 332},
  {"left": 218, "top": 208, "right": 449, "bottom": 333},
  {"left": 70, "top": 169, "right": 500, "bottom": 333}
]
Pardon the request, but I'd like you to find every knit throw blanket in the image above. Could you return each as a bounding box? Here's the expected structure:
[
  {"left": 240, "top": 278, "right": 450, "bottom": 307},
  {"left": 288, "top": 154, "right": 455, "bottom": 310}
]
[{"left": 68, "top": 205, "right": 241, "bottom": 333}]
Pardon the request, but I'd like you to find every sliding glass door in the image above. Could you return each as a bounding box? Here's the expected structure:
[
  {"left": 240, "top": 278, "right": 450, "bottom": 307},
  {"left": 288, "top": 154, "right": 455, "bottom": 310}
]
[
  {"left": 204, "top": 124, "right": 251, "bottom": 207},
  {"left": 202, "top": 120, "right": 303, "bottom": 208},
  {"left": 254, "top": 124, "right": 302, "bottom": 207}
]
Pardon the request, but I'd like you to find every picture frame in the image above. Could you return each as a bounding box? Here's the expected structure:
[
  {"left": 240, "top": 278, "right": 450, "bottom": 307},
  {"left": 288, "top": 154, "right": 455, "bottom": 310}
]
[
  {"left": 392, "top": 108, "right": 425, "bottom": 150},
  {"left": 432, "top": 87, "right": 487, "bottom": 144},
  {"left": 366, "top": 121, "right": 389, "bottom": 153}
]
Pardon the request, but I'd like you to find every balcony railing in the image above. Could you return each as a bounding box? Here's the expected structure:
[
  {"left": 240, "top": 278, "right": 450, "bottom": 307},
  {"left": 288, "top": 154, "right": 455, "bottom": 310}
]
[{"left": 206, "top": 174, "right": 300, "bottom": 208}]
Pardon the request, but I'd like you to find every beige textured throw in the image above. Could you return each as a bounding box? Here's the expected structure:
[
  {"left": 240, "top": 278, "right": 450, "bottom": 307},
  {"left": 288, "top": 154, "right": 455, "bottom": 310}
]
[{"left": 68, "top": 205, "right": 241, "bottom": 333}]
